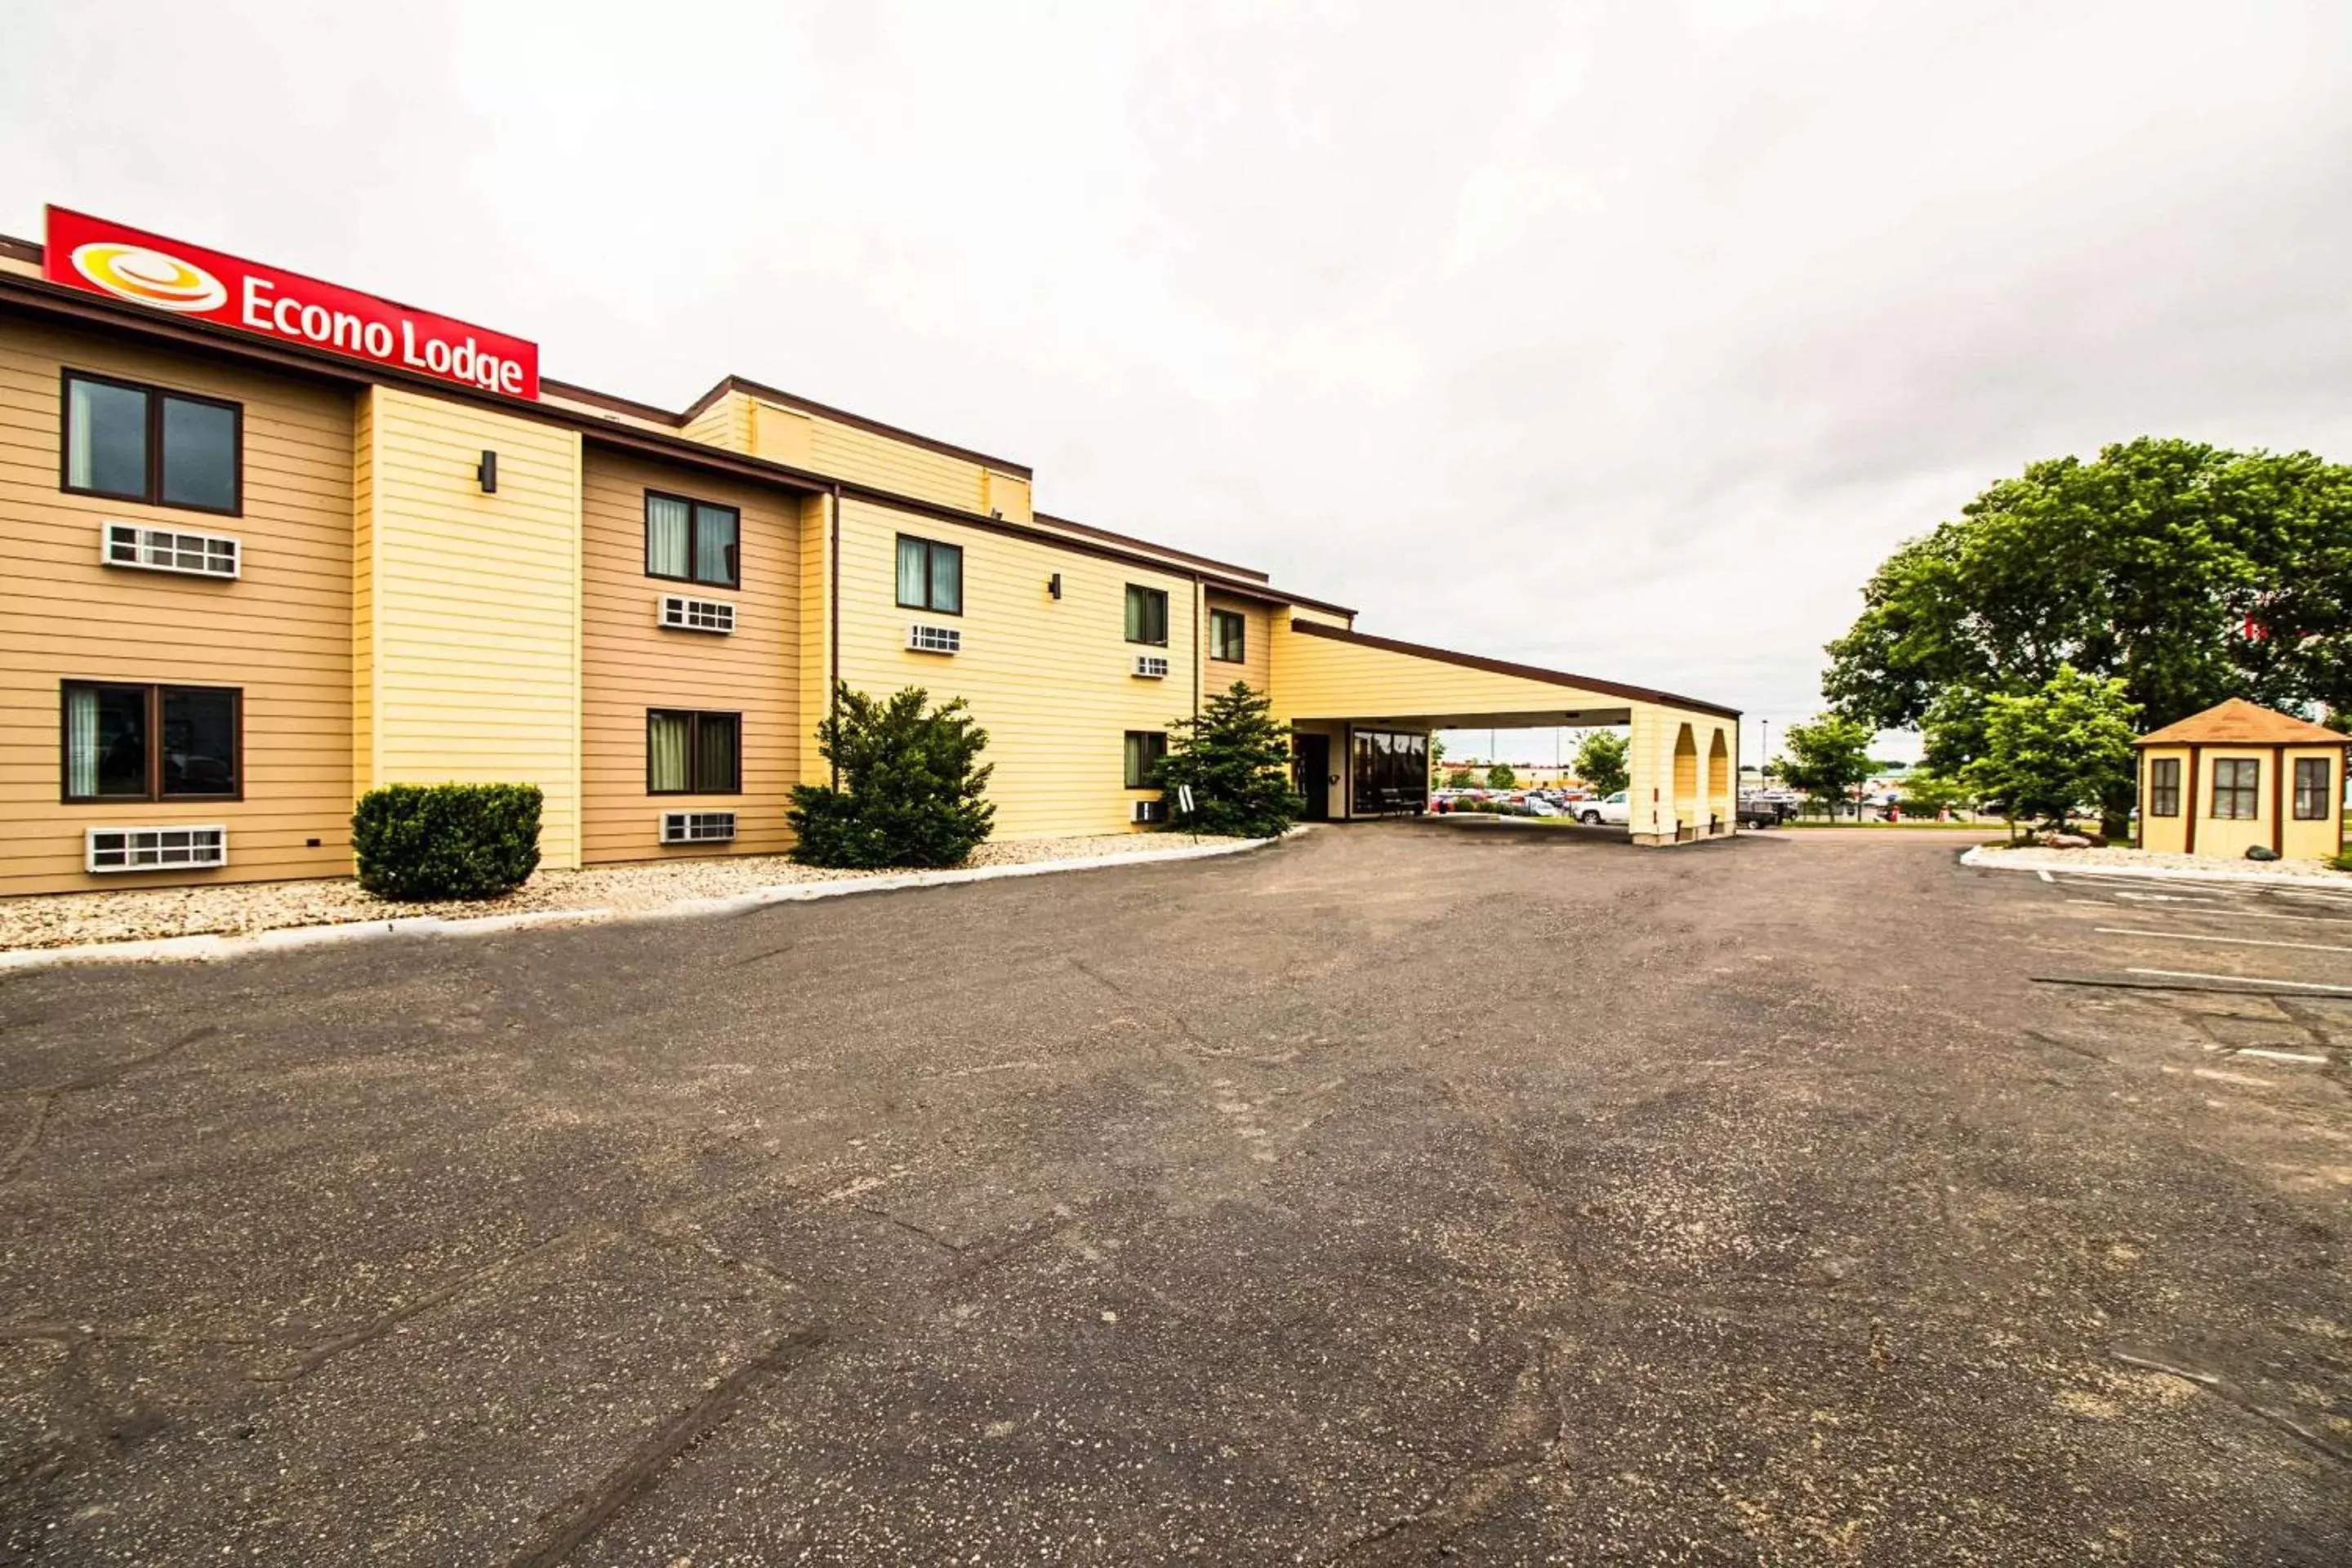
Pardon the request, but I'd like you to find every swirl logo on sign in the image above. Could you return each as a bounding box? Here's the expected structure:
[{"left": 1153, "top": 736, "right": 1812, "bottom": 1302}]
[{"left": 69, "top": 243, "right": 227, "bottom": 313}]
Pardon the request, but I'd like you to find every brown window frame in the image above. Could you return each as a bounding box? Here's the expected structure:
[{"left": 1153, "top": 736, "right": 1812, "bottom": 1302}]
[
  {"left": 1124, "top": 730, "right": 1169, "bottom": 789},
  {"left": 2145, "top": 756, "right": 2180, "bottom": 817},
  {"left": 645, "top": 709, "right": 742, "bottom": 796},
  {"left": 2210, "top": 756, "right": 2260, "bottom": 821},
  {"left": 1125, "top": 584, "right": 1170, "bottom": 647},
  {"left": 60, "top": 369, "right": 244, "bottom": 518},
  {"left": 59, "top": 680, "right": 244, "bottom": 804},
  {"left": 2293, "top": 755, "right": 2333, "bottom": 821},
  {"left": 643, "top": 490, "right": 742, "bottom": 590},
  {"left": 1209, "top": 607, "right": 1246, "bottom": 663},
  {"left": 894, "top": 533, "right": 964, "bottom": 616}
]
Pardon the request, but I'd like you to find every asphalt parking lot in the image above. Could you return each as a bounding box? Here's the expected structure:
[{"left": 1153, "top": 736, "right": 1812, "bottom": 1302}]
[{"left": 0, "top": 825, "right": 2345, "bottom": 1565}]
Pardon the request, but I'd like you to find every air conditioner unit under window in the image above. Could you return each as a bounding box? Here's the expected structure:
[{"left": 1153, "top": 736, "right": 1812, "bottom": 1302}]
[
  {"left": 102, "top": 522, "right": 239, "bottom": 579},
  {"left": 87, "top": 825, "right": 228, "bottom": 872},
  {"left": 1133, "top": 654, "right": 1169, "bottom": 679},
  {"left": 658, "top": 594, "right": 736, "bottom": 633},
  {"left": 907, "top": 623, "right": 962, "bottom": 653},
  {"left": 1133, "top": 799, "right": 1169, "bottom": 824},
  {"left": 660, "top": 811, "right": 737, "bottom": 844}
]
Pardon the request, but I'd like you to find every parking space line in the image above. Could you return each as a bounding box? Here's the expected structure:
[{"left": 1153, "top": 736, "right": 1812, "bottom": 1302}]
[
  {"left": 2127, "top": 967, "right": 2352, "bottom": 993},
  {"left": 2096, "top": 927, "right": 2352, "bottom": 955}
]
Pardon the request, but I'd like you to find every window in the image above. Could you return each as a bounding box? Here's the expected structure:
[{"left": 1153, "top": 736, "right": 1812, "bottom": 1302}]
[
  {"left": 61, "top": 682, "right": 240, "bottom": 801},
  {"left": 1125, "top": 584, "right": 1169, "bottom": 646},
  {"left": 63, "top": 371, "right": 241, "bottom": 514},
  {"left": 1210, "top": 608, "right": 1246, "bottom": 662},
  {"left": 1124, "top": 730, "right": 1168, "bottom": 789},
  {"left": 895, "top": 534, "right": 963, "bottom": 614},
  {"left": 647, "top": 710, "right": 741, "bottom": 795},
  {"left": 2145, "top": 756, "right": 2180, "bottom": 817},
  {"left": 2211, "top": 757, "right": 2260, "bottom": 820},
  {"left": 1351, "top": 730, "right": 1430, "bottom": 817},
  {"left": 645, "top": 492, "right": 740, "bottom": 588},
  {"left": 2295, "top": 756, "right": 2333, "bottom": 821}
]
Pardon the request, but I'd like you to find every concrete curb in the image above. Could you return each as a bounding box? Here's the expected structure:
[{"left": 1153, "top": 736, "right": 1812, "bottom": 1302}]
[
  {"left": 1958, "top": 844, "right": 2352, "bottom": 890},
  {"left": 0, "top": 833, "right": 1285, "bottom": 975}
]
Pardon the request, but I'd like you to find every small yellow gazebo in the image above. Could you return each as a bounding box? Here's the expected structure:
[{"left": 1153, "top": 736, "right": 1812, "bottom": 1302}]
[{"left": 2135, "top": 698, "right": 2347, "bottom": 860}]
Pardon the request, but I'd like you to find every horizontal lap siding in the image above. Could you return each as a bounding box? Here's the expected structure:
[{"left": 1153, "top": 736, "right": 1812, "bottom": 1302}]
[
  {"left": 579, "top": 450, "right": 801, "bottom": 864},
  {"left": 1268, "top": 621, "right": 1621, "bottom": 722},
  {"left": 835, "top": 497, "right": 1198, "bottom": 840},
  {"left": 363, "top": 388, "right": 582, "bottom": 867},
  {"left": 0, "top": 320, "right": 355, "bottom": 894}
]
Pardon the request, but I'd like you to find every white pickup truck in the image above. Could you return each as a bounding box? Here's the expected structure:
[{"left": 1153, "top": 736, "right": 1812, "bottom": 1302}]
[{"left": 1576, "top": 791, "right": 1631, "bottom": 826}]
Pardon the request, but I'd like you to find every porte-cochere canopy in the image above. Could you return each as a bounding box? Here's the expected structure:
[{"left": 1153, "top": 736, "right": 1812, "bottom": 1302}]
[{"left": 1268, "top": 618, "right": 1740, "bottom": 844}]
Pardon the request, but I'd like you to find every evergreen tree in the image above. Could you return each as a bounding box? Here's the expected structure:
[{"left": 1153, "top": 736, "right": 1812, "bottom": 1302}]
[
  {"left": 1156, "top": 681, "right": 1302, "bottom": 838},
  {"left": 789, "top": 684, "right": 995, "bottom": 867}
]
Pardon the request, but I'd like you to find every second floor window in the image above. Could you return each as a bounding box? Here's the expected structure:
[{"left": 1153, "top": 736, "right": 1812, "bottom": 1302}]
[
  {"left": 2294, "top": 756, "right": 2333, "bottom": 820},
  {"left": 897, "top": 535, "right": 963, "bottom": 614},
  {"left": 2145, "top": 757, "right": 2180, "bottom": 817},
  {"left": 1210, "top": 608, "right": 1245, "bottom": 662},
  {"left": 1125, "top": 584, "right": 1169, "bottom": 646},
  {"left": 2211, "top": 757, "right": 2260, "bottom": 820},
  {"left": 64, "top": 371, "right": 241, "bottom": 514},
  {"left": 646, "top": 492, "right": 740, "bottom": 588}
]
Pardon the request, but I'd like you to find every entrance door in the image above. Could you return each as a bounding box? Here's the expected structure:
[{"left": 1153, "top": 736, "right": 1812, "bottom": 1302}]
[{"left": 1294, "top": 733, "right": 1331, "bottom": 822}]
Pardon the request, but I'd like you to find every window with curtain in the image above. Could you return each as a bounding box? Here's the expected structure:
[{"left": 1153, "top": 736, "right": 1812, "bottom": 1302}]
[
  {"left": 1210, "top": 608, "right": 1245, "bottom": 662},
  {"left": 1125, "top": 584, "right": 1169, "bottom": 646},
  {"left": 63, "top": 682, "right": 239, "bottom": 800},
  {"left": 2211, "top": 757, "right": 2260, "bottom": 820},
  {"left": 895, "top": 534, "right": 963, "bottom": 613},
  {"left": 1125, "top": 730, "right": 1168, "bottom": 789},
  {"left": 2145, "top": 757, "right": 2180, "bottom": 817},
  {"left": 64, "top": 372, "right": 240, "bottom": 514},
  {"left": 644, "top": 492, "right": 739, "bottom": 587},
  {"left": 2294, "top": 756, "right": 2332, "bottom": 820},
  {"left": 647, "top": 710, "right": 741, "bottom": 794}
]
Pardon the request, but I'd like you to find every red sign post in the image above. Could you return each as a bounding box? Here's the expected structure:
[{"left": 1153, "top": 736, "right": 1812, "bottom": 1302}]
[{"left": 42, "top": 206, "right": 538, "bottom": 399}]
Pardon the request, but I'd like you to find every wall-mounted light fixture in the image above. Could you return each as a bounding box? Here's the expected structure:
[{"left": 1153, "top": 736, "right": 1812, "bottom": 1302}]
[
  {"left": 477, "top": 450, "right": 498, "bottom": 493},
  {"left": 1048, "top": 572, "right": 1062, "bottom": 599}
]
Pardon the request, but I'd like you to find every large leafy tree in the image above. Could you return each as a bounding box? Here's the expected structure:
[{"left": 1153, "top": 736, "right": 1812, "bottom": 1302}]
[
  {"left": 1574, "top": 729, "right": 1631, "bottom": 797},
  {"left": 1156, "top": 681, "right": 1302, "bottom": 838},
  {"left": 1962, "top": 666, "right": 2140, "bottom": 835},
  {"left": 1777, "top": 714, "right": 1876, "bottom": 814},
  {"left": 1825, "top": 439, "right": 2352, "bottom": 773}
]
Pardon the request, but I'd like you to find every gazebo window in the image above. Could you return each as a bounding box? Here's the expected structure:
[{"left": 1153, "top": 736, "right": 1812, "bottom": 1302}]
[
  {"left": 2211, "top": 758, "right": 2260, "bottom": 820},
  {"left": 2294, "top": 757, "right": 2332, "bottom": 821},
  {"left": 2145, "top": 758, "right": 2180, "bottom": 817}
]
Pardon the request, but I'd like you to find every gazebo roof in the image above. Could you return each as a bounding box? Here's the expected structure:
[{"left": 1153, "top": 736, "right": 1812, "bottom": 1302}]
[{"left": 2135, "top": 697, "right": 2346, "bottom": 748}]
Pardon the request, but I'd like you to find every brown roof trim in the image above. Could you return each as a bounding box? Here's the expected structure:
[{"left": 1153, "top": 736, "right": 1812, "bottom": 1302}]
[
  {"left": 0, "top": 233, "right": 41, "bottom": 264},
  {"left": 1205, "top": 577, "right": 1356, "bottom": 619},
  {"left": 2132, "top": 697, "right": 2349, "bottom": 747},
  {"left": 683, "top": 373, "right": 1031, "bottom": 479},
  {"left": 0, "top": 268, "right": 1357, "bottom": 602},
  {"left": 1287, "top": 618, "right": 1741, "bottom": 719},
  {"left": 537, "top": 376, "right": 687, "bottom": 427},
  {"left": 1033, "top": 510, "right": 1269, "bottom": 581}
]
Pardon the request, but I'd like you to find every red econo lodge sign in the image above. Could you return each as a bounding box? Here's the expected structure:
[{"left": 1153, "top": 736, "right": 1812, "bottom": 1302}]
[{"left": 42, "top": 206, "right": 539, "bottom": 399}]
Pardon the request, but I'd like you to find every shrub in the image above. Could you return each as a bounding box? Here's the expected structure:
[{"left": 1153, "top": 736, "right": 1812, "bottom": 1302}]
[
  {"left": 2331, "top": 852, "right": 2352, "bottom": 873},
  {"left": 352, "top": 783, "right": 542, "bottom": 901},
  {"left": 1155, "top": 681, "right": 1302, "bottom": 839},
  {"left": 790, "top": 684, "right": 996, "bottom": 867}
]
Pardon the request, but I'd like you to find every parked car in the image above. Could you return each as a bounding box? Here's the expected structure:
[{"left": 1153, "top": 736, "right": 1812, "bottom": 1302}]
[
  {"left": 1737, "top": 796, "right": 1794, "bottom": 828},
  {"left": 1522, "top": 797, "right": 1564, "bottom": 817},
  {"left": 1579, "top": 791, "right": 1631, "bottom": 826}
]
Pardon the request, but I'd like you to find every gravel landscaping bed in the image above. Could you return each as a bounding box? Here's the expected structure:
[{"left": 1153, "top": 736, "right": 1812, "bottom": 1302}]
[
  {"left": 0, "top": 832, "right": 1252, "bottom": 951},
  {"left": 1968, "top": 843, "right": 2352, "bottom": 880}
]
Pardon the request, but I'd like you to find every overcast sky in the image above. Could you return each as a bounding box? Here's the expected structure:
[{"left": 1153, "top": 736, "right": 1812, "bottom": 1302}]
[{"left": 7, "top": 2, "right": 2350, "bottom": 767}]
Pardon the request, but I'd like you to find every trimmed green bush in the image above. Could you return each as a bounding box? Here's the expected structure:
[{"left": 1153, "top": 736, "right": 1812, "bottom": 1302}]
[
  {"left": 790, "top": 684, "right": 996, "bottom": 868},
  {"left": 352, "top": 783, "right": 543, "bottom": 901}
]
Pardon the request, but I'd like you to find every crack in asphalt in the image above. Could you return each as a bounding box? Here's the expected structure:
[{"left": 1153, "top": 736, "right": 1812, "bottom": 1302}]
[
  {"left": 0, "top": 1024, "right": 222, "bottom": 1180},
  {"left": 2110, "top": 1348, "right": 2352, "bottom": 1466}
]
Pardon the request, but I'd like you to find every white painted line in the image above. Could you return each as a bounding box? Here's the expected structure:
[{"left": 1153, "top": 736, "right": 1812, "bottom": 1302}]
[
  {"left": 2037, "top": 868, "right": 2054, "bottom": 883},
  {"left": 2127, "top": 967, "right": 2352, "bottom": 993},
  {"left": 2192, "top": 1067, "right": 2277, "bottom": 1088},
  {"left": 2096, "top": 927, "right": 2352, "bottom": 956},
  {"left": 2109, "top": 889, "right": 2219, "bottom": 904},
  {"left": 2236, "top": 1048, "right": 2330, "bottom": 1064},
  {"left": 2096, "top": 903, "right": 2352, "bottom": 926}
]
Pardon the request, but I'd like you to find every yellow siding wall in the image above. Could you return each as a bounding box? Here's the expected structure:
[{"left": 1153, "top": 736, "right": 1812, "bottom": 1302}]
[
  {"left": 752, "top": 401, "right": 815, "bottom": 469},
  {"left": 2192, "top": 747, "right": 2277, "bottom": 862},
  {"left": 2139, "top": 746, "right": 2191, "bottom": 854},
  {"left": 982, "top": 470, "right": 1033, "bottom": 524},
  {"left": 1204, "top": 592, "right": 1272, "bottom": 701},
  {"left": 0, "top": 319, "right": 354, "bottom": 893},
  {"left": 833, "top": 497, "right": 1198, "bottom": 838},
  {"left": 359, "top": 387, "right": 583, "bottom": 867},
  {"left": 683, "top": 392, "right": 751, "bottom": 453},
  {"left": 2284, "top": 746, "right": 2345, "bottom": 861},
  {"left": 799, "top": 491, "right": 835, "bottom": 786},
  {"left": 1269, "top": 619, "right": 1615, "bottom": 724},
  {"left": 579, "top": 450, "right": 801, "bottom": 863}
]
